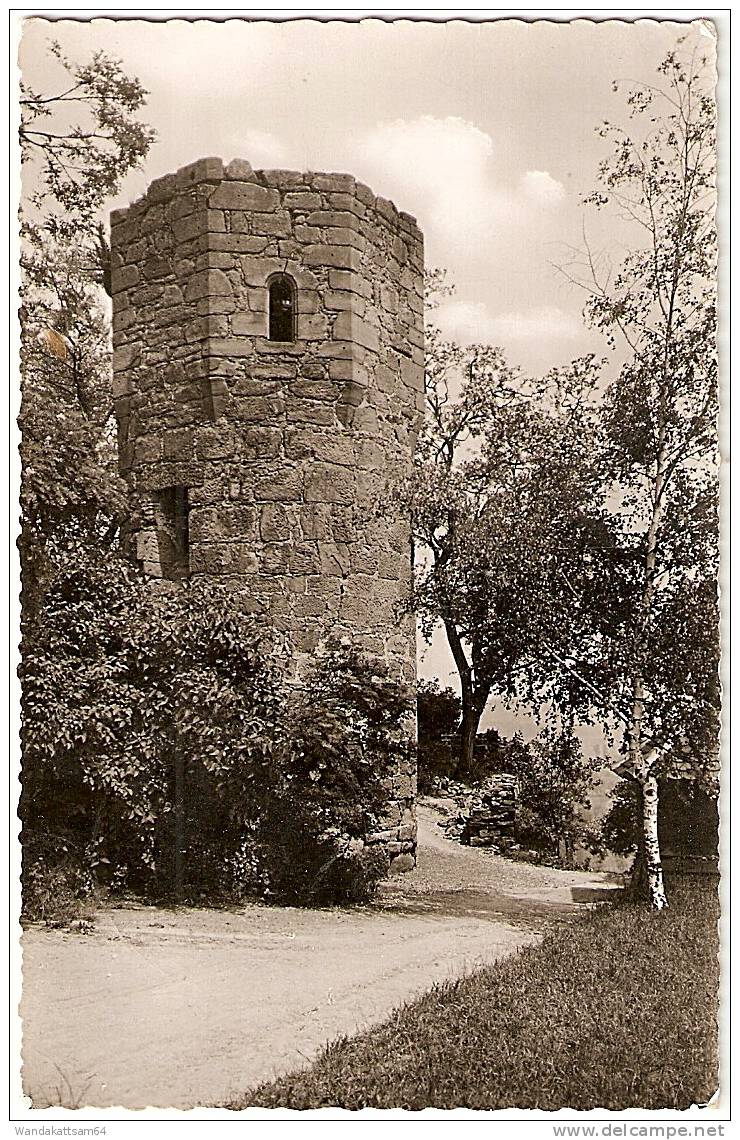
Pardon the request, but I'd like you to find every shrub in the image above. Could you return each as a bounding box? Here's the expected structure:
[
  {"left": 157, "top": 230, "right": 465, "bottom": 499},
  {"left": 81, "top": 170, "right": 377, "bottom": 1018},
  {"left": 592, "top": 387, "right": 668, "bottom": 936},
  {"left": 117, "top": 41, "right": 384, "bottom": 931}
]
[
  {"left": 21, "top": 560, "right": 412, "bottom": 910},
  {"left": 254, "top": 643, "right": 412, "bottom": 905},
  {"left": 416, "top": 680, "right": 461, "bottom": 790},
  {"left": 21, "top": 829, "right": 98, "bottom": 927},
  {"left": 20, "top": 557, "right": 286, "bottom": 903},
  {"left": 505, "top": 728, "right": 601, "bottom": 859}
]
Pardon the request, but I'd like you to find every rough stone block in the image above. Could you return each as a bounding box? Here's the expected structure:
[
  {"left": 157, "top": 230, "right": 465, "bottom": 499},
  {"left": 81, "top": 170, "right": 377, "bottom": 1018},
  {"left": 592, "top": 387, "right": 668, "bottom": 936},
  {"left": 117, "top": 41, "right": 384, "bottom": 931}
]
[
  {"left": 318, "top": 542, "right": 351, "bottom": 577},
  {"left": 209, "top": 338, "right": 256, "bottom": 358},
  {"left": 163, "top": 428, "right": 193, "bottom": 460},
  {"left": 111, "top": 264, "right": 140, "bottom": 293},
  {"left": 240, "top": 427, "right": 282, "bottom": 459},
  {"left": 259, "top": 169, "right": 306, "bottom": 189},
  {"left": 323, "top": 227, "right": 365, "bottom": 250},
  {"left": 232, "top": 312, "right": 267, "bottom": 337},
  {"left": 306, "top": 210, "right": 360, "bottom": 230},
  {"left": 283, "top": 191, "right": 322, "bottom": 210},
  {"left": 237, "top": 256, "right": 285, "bottom": 286},
  {"left": 305, "top": 464, "right": 354, "bottom": 504},
  {"left": 328, "top": 270, "right": 371, "bottom": 297},
  {"left": 332, "top": 311, "right": 379, "bottom": 353},
  {"left": 253, "top": 469, "right": 303, "bottom": 502},
  {"left": 225, "top": 157, "right": 256, "bottom": 181},
  {"left": 112, "top": 343, "right": 141, "bottom": 372},
  {"left": 286, "top": 403, "right": 336, "bottom": 427},
  {"left": 297, "top": 314, "right": 330, "bottom": 340},
  {"left": 209, "top": 233, "right": 269, "bottom": 254},
  {"left": 324, "top": 291, "right": 353, "bottom": 311},
  {"left": 310, "top": 172, "right": 357, "bottom": 193},
  {"left": 246, "top": 211, "right": 291, "bottom": 237},
  {"left": 176, "top": 157, "right": 225, "bottom": 186},
  {"left": 303, "top": 244, "right": 361, "bottom": 271},
  {"left": 208, "top": 181, "right": 280, "bottom": 212},
  {"left": 258, "top": 503, "right": 290, "bottom": 542},
  {"left": 192, "top": 543, "right": 259, "bottom": 574}
]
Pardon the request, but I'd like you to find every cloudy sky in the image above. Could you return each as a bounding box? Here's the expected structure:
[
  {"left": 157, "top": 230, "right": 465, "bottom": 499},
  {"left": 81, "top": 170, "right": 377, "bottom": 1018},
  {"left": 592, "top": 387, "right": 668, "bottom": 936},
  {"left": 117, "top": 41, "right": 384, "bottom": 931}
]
[
  {"left": 18, "top": 14, "right": 715, "bottom": 732},
  {"left": 19, "top": 16, "right": 712, "bottom": 374}
]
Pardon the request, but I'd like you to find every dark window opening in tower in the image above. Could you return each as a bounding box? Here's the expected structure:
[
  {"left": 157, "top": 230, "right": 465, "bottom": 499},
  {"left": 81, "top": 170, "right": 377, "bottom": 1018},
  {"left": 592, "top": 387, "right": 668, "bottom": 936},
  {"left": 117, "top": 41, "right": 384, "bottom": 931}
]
[
  {"left": 156, "top": 485, "right": 190, "bottom": 580},
  {"left": 268, "top": 274, "right": 296, "bottom": 342}
]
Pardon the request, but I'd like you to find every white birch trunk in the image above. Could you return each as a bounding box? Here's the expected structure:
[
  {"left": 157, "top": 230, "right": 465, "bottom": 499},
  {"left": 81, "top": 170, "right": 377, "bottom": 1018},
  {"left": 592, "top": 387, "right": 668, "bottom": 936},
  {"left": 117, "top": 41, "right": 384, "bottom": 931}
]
[{"left": 641, "top": 771, "right": 668, "bottom": 911}]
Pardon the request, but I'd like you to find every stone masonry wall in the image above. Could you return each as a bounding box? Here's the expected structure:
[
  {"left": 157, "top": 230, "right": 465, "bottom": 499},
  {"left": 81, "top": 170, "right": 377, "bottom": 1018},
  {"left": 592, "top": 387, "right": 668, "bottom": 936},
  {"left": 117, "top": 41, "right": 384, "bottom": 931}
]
[{"left": 110, "top": 157, "right": 425, "bottom": 867}]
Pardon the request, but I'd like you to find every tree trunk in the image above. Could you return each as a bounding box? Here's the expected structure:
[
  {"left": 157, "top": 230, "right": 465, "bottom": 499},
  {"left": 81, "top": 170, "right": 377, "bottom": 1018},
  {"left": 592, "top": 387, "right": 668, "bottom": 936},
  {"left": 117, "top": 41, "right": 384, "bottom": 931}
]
[
  {"left": 442, "top": 619, "right": 489, "bottom": 779},
  {"left": 642, "top": 772, "right": 668, "bottom": 910},
  {"left": 459, "top": 701, "right": 481, "bottom": 777}
]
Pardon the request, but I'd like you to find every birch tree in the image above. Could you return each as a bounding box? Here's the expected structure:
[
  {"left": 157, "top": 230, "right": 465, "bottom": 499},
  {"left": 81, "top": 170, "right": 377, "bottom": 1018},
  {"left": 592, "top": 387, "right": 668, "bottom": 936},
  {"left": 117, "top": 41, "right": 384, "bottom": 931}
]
[{"left": 565, "top": 38, "right": 719, "bottom": 909}]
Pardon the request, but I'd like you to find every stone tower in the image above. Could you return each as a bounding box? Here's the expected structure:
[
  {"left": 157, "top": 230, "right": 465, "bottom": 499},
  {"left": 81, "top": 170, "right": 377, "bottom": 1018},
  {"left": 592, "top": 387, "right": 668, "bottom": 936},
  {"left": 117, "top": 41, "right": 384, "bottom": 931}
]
[{"left": 110, "top": 156, "right": 425, "bottom": 867}]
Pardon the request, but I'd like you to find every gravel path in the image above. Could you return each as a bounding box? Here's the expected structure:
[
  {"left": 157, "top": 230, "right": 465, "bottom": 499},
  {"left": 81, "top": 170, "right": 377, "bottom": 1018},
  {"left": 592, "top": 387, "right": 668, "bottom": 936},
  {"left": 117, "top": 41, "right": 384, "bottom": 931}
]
[{"left": 20, "top": 805, "right": 619, "bottom": 1111}]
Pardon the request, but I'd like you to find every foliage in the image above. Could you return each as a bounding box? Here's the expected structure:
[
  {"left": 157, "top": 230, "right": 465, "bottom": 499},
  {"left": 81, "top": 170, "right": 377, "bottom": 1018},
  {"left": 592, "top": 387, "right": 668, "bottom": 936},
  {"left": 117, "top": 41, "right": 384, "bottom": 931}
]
[
  {"left": 598, "top": 778, "right": 642, "bottom": 857},
  {"left": 21, "top": 563, "right": 285, "bottom": 898},
  {"left": 237, "top": 878, "right": 719, "bottom": 1111},
  {"left": 18, "top": 42, "right": 155, "bottom": 619},
  {"left": 254, "top": 643, "right": 412, "bottom": 905},
  {"left": 20, "top": 39, "right": 155, "bottom": 234},
  {"left": 417, "top": 680, "right": 461, "bottom": 742},
  {"left": 21, "top": 571, "right": 409, "bottom": 906},
  {"left": 504, "top": 728, "right": 600, "bottom": 858},
  {"left": 560, "top": 36, "right": 719, "bottom": 908},
  {"left": 19, "top": 230, "right": 128, "bottom": 620},
  {"left": 416, "top": 680, "right": 461, "bottom": 789},
  {"left": 21, "top": 829, "right": 99, "bottom": 928},
  {"left": 402, "top": 276, "right": 610, "bottom": 773}
]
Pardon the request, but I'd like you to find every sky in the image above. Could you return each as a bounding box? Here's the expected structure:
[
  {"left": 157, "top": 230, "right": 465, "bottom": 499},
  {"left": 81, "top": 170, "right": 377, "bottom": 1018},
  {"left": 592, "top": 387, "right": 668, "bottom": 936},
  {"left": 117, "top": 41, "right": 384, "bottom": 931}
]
[{"left": 17, "top": 14, "right": 716, "bottom": 747}]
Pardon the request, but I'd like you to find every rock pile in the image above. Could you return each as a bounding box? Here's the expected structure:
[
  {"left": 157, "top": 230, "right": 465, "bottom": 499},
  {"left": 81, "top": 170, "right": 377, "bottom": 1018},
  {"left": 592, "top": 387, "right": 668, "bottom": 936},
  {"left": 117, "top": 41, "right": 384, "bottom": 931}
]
[
  {"left": 462, "top": 774, "right": 519, "bottom": 849},
  {"left": 429, "top": 774, "right": 519, "bottom": 852}
]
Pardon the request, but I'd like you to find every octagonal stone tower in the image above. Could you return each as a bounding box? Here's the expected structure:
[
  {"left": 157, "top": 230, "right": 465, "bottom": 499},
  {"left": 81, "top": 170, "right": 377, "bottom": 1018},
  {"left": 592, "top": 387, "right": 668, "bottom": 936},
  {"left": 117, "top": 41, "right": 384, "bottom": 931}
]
[{"left": 110, "top": 156, "right": 425, "bottom": 866}]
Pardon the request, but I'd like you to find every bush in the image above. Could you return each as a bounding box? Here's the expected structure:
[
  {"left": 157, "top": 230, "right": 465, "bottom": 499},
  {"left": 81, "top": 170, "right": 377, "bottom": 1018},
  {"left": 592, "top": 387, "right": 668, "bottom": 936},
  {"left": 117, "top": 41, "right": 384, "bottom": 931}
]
[
  {"left": 21, "top": 561, "right": 412, "bottom": 910},
  {"left": 254, "top": 643, "right": 412, "bottom": 905},
  {"left": 416, "top": 681, "right": 461, "bottom": 791},
  {"left": 21, "top": 829, "right": 98, "bottom": 927},
  {"left": 20, "top": 558, "right": 284, "bottom": 903},
  {"left": 505, "top": 728, "right": 601, "bottom": 859}
]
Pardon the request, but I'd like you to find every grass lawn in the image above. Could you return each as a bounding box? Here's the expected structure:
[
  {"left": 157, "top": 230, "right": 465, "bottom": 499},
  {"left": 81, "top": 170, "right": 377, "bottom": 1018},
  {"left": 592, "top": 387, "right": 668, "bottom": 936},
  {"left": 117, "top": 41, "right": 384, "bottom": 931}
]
[{"left": 232, "top": 878, "right": 719, "bottom": 1111}]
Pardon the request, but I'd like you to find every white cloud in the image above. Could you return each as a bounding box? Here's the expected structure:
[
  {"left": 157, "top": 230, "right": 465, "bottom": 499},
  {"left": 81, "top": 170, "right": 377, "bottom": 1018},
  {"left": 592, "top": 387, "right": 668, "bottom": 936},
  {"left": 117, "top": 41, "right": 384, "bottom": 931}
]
[
  {"left": 228, "top": 129, "right": 288, "bottom": 169},
  {"left": 435, "top": 300, "right": 582, "bottom": 346},
  {"left": 521, "top": 170, "right": 566, "bottom": 206},
  {"left": 356, "top": 116, "right": 523, "bottom": 261}
]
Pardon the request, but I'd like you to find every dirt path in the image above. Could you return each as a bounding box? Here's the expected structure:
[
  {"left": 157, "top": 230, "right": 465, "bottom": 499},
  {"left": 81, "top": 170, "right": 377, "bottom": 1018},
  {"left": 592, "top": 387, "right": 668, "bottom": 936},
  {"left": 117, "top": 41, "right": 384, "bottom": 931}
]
[{"left": 20, "top": 806, "right": 619, "bottom": 1110}]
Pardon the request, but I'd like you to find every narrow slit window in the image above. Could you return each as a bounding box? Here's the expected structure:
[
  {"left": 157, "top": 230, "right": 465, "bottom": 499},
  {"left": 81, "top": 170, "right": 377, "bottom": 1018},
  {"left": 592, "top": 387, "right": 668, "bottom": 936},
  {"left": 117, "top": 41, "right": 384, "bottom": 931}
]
[
  {"left": 268, "top": 274, "right": 296, "bottom": 342},
  {"left": 156, "top": 486, "right": 190, "bottom": 580}
]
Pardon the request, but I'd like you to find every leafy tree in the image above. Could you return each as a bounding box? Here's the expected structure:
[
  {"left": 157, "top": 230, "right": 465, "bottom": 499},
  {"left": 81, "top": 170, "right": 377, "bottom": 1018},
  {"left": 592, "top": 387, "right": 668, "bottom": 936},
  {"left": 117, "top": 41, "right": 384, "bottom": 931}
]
[
  {"left": 402, "top": 293, "right": 609, "bottom": 774},
  {"left": 19, "top": 231, "right": 127, "bottom": 621},
  {"left": 18, "top": 43, "right": 155, "bottom": 615},
  {"left": 560, "top": 37, "right": 719, "bottom": 909},
  {"left": 416, "top": 680, "right": 461, "bottom": 787},
  {"left": 20, "top": 39, "right": 155, "bottom": 235}
]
